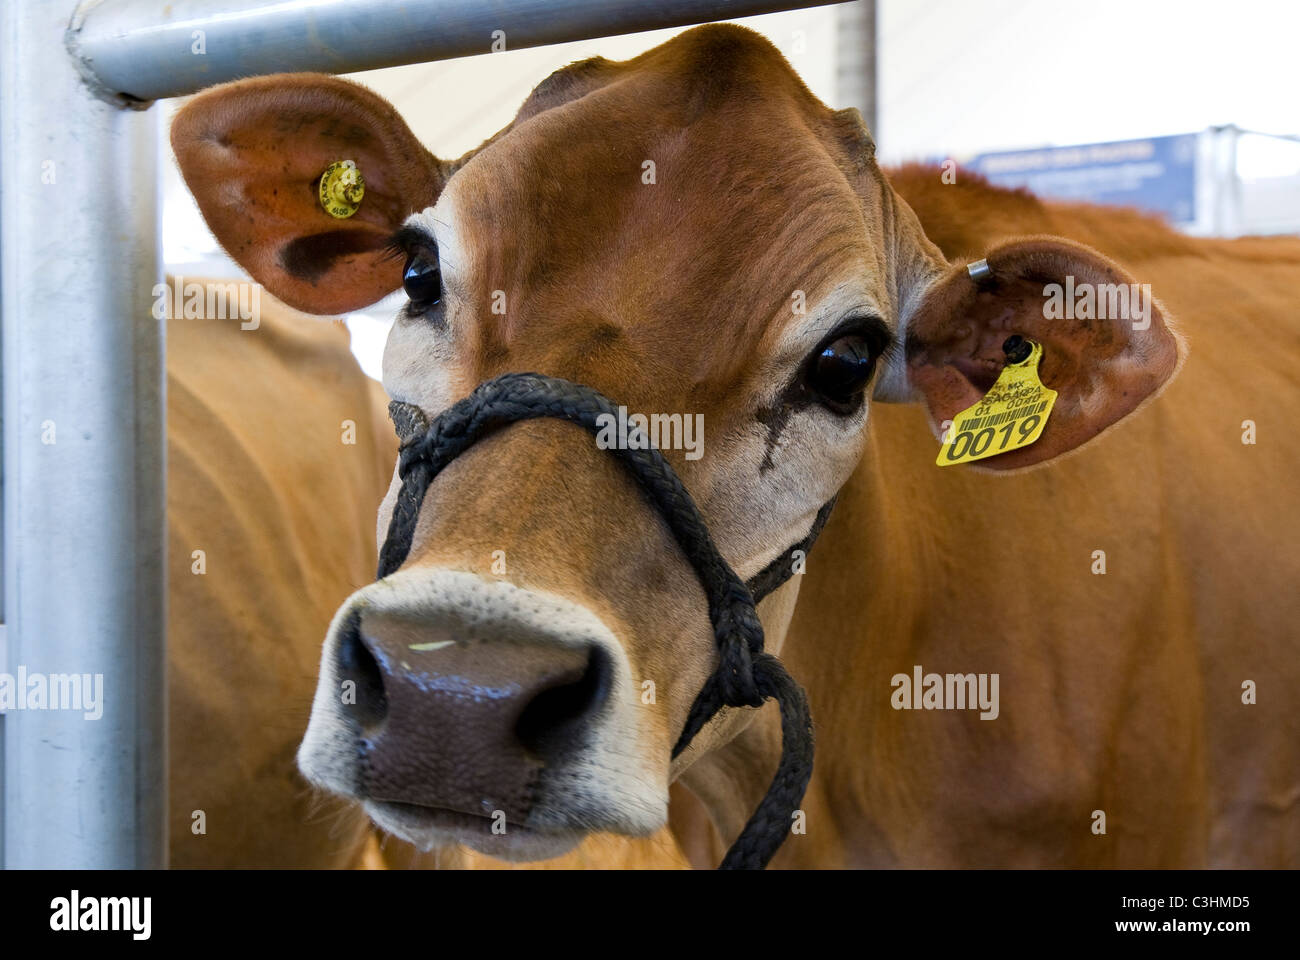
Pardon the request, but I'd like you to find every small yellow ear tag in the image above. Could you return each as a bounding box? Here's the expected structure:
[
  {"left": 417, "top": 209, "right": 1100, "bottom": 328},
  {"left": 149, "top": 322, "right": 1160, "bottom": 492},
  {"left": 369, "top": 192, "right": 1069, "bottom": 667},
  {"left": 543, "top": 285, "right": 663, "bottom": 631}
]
[
  {"left": 936, "top": 337, "right": 1057, "bottom": 466},
  {"left": 318, "top": 159, "right": 365, "bottom": 219}
]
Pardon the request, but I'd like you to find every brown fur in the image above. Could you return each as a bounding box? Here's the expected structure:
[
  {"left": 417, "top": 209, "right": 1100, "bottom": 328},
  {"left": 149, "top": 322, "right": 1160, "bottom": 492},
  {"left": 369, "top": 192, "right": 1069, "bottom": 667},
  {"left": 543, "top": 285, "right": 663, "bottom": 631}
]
[
  {"left": 728, "top": 173, "right": 1300, "bottom": 867},
  {"left": 166, "top": 280, "right": 393, "bottom": 866},
  {"left": 170, "top": 25, "right": 1298, "bottom": 868},
  {"left": 166, "top": 278, "right": 689, "bottom": 868}
]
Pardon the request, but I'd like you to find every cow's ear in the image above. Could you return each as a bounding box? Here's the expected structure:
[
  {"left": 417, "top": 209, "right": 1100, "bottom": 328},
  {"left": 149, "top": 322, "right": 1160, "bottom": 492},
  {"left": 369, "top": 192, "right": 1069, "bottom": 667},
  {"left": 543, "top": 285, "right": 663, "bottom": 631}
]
[
  {"left": 896, "top": 236, "right": 1186, "bottom": 470},
  {"left": 171, "top": 74, "right": 445, "bottom": 315}
]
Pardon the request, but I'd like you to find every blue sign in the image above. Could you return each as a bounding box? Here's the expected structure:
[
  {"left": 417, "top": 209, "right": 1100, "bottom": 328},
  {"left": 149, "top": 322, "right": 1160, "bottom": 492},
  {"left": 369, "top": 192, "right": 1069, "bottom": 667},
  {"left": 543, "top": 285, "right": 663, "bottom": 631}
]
[{"left": 967, "top": 134, "right": 1198, "bottom": 225}]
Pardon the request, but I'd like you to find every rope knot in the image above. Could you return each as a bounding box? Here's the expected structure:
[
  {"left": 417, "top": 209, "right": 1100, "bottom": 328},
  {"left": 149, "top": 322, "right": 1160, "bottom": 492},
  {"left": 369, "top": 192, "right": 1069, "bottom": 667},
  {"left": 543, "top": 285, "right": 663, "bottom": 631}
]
[{"left": 715, "top": 638, "right": 762, "bottom": 707}]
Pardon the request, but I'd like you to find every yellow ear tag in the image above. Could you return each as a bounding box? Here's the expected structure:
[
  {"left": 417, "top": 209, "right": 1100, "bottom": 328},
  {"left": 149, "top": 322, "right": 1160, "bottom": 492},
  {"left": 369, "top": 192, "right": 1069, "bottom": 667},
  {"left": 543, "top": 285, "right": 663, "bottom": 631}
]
[
  {"left": 936, "top": 337, "right": 1057, "bottom": 466},
  {"left": 318, "top": 159, "right": 365, "bottom": 219}
]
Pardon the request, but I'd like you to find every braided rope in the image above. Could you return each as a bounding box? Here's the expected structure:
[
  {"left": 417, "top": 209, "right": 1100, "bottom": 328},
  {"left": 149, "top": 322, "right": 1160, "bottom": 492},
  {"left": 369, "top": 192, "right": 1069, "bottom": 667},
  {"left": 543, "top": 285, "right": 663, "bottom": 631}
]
[{"left": 378, "top": 372, "right": 825, "bottom": 869}]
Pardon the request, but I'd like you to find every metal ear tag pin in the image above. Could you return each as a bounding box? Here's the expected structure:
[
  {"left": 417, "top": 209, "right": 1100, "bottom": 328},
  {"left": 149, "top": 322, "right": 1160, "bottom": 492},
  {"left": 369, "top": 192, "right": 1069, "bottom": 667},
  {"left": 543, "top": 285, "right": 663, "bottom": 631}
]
[{"left": 319, "top": 159, "right": 365, "bottom": 218}]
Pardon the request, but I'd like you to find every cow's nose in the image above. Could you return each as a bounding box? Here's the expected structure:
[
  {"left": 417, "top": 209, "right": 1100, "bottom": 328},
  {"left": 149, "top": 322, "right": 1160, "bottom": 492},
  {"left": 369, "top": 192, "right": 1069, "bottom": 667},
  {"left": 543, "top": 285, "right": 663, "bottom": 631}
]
[{"left": 342, "top": 611, "right": 612, "bottom": 821}]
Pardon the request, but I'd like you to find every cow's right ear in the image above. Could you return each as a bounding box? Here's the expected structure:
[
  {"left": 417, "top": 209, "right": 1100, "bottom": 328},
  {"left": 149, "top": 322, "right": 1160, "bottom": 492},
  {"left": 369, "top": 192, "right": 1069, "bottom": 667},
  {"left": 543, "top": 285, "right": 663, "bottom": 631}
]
[{"left": 171, "top": 74, "right": 446, "bottom": 315}]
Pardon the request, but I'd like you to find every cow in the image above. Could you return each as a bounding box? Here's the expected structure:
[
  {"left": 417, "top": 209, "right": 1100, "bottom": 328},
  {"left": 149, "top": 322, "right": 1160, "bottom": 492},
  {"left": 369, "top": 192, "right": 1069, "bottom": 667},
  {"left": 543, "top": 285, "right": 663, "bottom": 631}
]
[
  {"left": 170, "top": 23, "right": 1299, "bottom": 868},
  {"left": 165, "top": 276, "right": 687, "bottom": 868},
  {"left": 165, "top": 277, "right": 393, "bottom": 867}
]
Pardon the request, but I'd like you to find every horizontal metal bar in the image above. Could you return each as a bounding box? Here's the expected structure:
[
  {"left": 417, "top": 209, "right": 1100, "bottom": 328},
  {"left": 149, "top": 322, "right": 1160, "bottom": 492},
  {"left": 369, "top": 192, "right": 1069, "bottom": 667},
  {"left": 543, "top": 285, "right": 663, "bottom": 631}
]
[{"left": 69, "top": 0, "right": 845, "bottom": 105}]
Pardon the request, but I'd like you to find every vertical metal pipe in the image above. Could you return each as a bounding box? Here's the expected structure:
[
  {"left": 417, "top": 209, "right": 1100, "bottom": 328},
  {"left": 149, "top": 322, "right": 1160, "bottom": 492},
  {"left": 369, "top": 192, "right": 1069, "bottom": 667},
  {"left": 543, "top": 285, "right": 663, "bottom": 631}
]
[
  {"left": 1210, "top": 125, "right": 1243, "bottom": 238},
  {"left": 1, "top": 0, "right": 165, "bottom": 868},
  {"left": 834, "top": 0, "right": 876, "bottom": 138}
]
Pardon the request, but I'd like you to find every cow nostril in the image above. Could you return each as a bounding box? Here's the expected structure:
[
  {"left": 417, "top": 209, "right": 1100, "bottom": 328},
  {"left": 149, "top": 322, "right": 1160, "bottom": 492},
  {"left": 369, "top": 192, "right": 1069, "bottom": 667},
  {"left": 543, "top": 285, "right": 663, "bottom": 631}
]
[
  {"left": 338, "top": 612, "right": 387, "bottom": 735},
  {"left": 514, "top": 646, "right": 612, "bottom": 756}
]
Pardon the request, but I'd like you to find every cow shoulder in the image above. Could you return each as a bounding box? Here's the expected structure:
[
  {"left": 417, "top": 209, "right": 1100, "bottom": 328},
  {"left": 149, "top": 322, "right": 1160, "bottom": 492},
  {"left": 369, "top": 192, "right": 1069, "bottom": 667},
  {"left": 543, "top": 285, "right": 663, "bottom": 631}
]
[
  {"left": 167, "top": 277, "right": 395, "bottom": 867},
  {"left": 860, "top": 172, "right": 1300, "bottom": 865}
]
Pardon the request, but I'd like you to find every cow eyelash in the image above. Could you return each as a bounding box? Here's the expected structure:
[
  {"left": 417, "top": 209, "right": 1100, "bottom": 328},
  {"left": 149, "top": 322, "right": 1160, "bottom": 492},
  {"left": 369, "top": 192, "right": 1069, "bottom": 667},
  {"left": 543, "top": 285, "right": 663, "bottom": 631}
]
[
  {"left": 383, "top": 226, "right": 437, "bottom": 263},
  {"left": 824, "top": 314, "right": 894, "bottom": 356}
]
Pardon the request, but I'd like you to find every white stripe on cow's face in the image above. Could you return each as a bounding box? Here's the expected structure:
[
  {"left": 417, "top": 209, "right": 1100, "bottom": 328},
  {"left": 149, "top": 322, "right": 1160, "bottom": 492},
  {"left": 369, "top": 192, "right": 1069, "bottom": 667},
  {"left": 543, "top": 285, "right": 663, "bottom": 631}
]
[
  {"left": 376, "top": 199, "right": 470, "bottom": 557},
  {"left": 408, "top": 188, "right": 466, "bottom": 292},
  {"left": 693, "top": 281, "right": 890, "bottom": 584},
  {"left": 380, "top": 198, "right": 467, "bottom": 418},
  {"left": 765, "top": 282, "right": 889, "bottom": 372}
]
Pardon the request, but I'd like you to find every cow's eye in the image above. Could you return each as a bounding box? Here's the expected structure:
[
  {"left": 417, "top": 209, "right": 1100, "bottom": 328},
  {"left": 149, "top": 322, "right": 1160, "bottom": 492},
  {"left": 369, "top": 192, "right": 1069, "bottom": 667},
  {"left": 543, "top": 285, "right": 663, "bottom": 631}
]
[
  {"left": 807, "top": 334, "right": 876, "bottom": 411},
  {"left": 402, "top": 254, "right": 441, "bottom": 308}
]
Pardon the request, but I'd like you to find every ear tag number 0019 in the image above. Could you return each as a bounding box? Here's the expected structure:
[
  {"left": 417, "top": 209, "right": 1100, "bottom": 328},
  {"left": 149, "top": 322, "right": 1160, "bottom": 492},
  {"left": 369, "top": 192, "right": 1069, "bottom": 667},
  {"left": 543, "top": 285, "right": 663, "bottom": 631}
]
[{"left": 937, "top": 338, "right": 1057, "bottom": 466}]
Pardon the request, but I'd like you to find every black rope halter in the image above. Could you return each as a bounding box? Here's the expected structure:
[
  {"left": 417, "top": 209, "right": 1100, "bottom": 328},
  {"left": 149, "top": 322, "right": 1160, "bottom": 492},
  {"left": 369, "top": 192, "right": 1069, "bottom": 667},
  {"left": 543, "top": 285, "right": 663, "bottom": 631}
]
[{"left": 378, "top": 372, "right": 836, "bottom": 870}]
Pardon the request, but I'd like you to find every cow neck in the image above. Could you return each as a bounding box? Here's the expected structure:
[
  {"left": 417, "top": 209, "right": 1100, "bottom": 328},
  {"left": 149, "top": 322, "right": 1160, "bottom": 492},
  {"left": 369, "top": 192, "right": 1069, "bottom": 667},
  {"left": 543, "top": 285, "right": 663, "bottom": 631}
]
[{"left": 380, "top": 371, "right": 837, "bottom": 869}]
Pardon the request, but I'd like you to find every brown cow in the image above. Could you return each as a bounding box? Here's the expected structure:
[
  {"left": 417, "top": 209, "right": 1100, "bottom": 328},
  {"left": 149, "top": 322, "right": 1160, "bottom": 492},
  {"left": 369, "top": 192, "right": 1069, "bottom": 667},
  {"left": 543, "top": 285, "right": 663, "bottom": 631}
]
[
  {"left": 170, "top": 24, "right": 1297, "bottom": 868},
  {"left": 166, "top": 278, "right": 392, "bottom": 867},
  {"left": 166, "top": 277, "right": 687, "bottom": 868}
]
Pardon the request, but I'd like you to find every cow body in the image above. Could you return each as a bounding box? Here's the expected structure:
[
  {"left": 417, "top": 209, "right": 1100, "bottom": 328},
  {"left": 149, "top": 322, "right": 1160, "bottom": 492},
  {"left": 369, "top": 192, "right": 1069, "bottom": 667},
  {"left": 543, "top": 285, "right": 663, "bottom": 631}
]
[
  {"left": 166, "top": 280, "right": 392, "bottom": 867},
  {"left": 676, "top": 177, "right": 1300, "bottom": 868},
  {"left": 884, "top": 172, "right": 1299, "bottom": 868},
  {"left": 169, "top": 24, "right": 1298, "bottom": 868}
]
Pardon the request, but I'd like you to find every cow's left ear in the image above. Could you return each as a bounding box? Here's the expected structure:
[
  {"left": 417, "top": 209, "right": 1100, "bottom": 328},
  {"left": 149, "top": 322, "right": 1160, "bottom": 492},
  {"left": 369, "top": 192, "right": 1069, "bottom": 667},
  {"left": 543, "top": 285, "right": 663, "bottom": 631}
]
[{"left": 890, "top": 236, "right": 1186, "bottom": 470}]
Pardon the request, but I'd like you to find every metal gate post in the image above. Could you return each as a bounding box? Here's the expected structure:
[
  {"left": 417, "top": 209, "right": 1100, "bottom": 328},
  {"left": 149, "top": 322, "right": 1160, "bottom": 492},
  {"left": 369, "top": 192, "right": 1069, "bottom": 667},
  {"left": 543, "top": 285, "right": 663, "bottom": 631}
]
[
  {"left": 835, "top": 0, "right": 876, "bottom": 137},
  {"left": 1, "top": 0, "right": 165, "bottom": 868}
]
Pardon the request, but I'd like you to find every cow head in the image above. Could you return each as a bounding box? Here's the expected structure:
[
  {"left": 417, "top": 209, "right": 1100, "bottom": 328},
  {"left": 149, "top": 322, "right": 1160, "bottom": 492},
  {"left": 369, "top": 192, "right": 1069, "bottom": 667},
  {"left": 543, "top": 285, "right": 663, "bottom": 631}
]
[{"left": 172, "top": 24, "right": 1184, "bottom": 861}]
